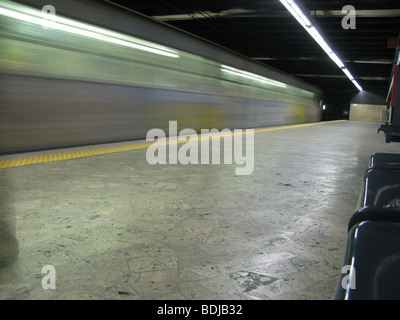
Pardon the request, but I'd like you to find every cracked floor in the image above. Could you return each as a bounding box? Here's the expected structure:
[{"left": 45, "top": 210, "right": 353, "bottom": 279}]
[{"left": 1, "top": 121, "right": 399, "bottom": 300}]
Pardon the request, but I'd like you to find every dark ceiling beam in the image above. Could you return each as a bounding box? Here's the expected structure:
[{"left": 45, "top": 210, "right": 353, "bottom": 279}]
[
  {"left": 253, "top": 57, "right": 393, "bottom": 64},
  {"left": 184, "top": 27, "right": 396, "bottom": 35},
  {"left": 301, "top": 0, "right": 400, "bottom": 11},
  {"left": 293, "top": 74, "right": 390, "bottom": 81},
  {"left": 152, "top": 9, "right": 400, "bottom": 21},
  {"left": 309, "top": 9, "right": 400, "bottom": 18}
]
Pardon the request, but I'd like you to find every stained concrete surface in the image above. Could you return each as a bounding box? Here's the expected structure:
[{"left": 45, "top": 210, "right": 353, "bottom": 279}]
[{"left": 0, "top": 120, "right": 399, "bottom": 300}]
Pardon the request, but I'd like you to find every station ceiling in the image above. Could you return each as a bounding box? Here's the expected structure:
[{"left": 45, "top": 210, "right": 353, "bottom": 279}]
[{"left": 103, "top": 0, "right": 400, "bottom": 104}]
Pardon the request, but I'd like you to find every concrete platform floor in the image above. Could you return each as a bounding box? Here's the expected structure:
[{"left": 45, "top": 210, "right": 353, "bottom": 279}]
[{"left": 0, "top": 120, "right": 399, "bottom": 300}]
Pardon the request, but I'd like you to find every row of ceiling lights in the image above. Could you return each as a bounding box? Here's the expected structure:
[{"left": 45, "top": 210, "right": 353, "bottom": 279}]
[{"left": 279, "top": 0, "right": 363, "bottom": 91}]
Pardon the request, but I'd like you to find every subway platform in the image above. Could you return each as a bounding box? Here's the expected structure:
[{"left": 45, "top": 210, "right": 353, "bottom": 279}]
[{"left": 0, "top": 120, "right": 399, "bottom": 300}]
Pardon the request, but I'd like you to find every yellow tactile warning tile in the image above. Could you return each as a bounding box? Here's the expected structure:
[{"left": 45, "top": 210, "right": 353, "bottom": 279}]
[
  {"left": 0, "top": 142, "right": 153, "bottom": 169},
  {"left": 254, "top": 120, "right": 345, "bottom": 134},
  {"left": 0, "top": 120, "right": 345, "bottom": 169}
]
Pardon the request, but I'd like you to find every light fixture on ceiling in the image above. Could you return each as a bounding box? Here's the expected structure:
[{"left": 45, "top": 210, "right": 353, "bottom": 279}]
[{"left": 279, "top": 0, "right": 363, "bottom": 91}]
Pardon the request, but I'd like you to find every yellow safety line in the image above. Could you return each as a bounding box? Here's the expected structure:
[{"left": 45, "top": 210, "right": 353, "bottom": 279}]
[{"left": 0, "top": 120, "right": 345, "bottom": 169}]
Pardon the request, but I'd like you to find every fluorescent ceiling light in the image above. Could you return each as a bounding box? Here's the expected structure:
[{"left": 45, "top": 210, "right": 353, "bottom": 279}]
[
  {"left": 352, "top": 79, "right": 363, "bottom": 91},
  {"left": 279, "top": 0, "right": 310, "bottom": 28},
  {"left": 221, "top": 65, "right": 287, "bottom": 88},
  {"left": 0, "top": 2, "right": 179, "bottom": 58},
  {"left": 279, "top": 0, "right": 363, "bottom": 91},
  {"left": 342, "top": 68, "right": 354, "bottom": 80},
  {"left": 308, "top": 27, "right": 332, "bottom": 54},
  {"left": 329, "top": 52, "right": 345, "bottom": 69}
]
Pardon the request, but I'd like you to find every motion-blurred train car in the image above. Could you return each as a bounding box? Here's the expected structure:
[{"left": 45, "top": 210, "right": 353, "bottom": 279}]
[{"left": 0, "top": 0, "right": 322, "bottom": 154}]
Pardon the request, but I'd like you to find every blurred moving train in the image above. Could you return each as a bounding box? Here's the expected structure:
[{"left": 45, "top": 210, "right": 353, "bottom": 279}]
[{"left": 0, "top": 0, "right": 322, "bottom": 155}]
